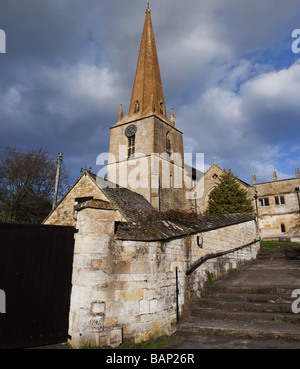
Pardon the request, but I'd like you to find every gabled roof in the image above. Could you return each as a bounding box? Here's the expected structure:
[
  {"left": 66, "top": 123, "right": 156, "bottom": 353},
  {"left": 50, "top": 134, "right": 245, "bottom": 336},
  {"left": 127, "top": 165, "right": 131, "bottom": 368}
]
[
  {"left": 43, "top": 170, "right": 155, "bottom": 224},
  {"left": 205, "top": 163, "right": 253, "bottom": 188}
]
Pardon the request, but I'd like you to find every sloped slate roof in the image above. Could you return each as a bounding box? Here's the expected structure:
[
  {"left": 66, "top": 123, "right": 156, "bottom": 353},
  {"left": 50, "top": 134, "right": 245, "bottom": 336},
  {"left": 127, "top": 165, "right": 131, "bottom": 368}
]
[
  {"left": 89, "top": 173, "right": 156, "bottom": 221},
  {"left": 115, "top": 213, "right": 256, "bottom": 241}
]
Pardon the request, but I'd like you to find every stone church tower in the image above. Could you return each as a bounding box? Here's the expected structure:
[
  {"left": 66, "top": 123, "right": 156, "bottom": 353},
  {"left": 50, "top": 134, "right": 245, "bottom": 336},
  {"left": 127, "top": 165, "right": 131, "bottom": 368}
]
[{"left": 107, "top": 7, "right": 186, "bottom": 211}]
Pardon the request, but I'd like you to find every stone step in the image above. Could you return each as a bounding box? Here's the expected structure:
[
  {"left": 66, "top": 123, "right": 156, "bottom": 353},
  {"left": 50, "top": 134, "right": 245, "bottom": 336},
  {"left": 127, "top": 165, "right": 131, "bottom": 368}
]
[
  {"left": 256, "top": 250, "right": 286, "bottom": 260},
  {"left": 257, "top": 255, "right": 286, "bottom": 260},
  {"left": 204, "top": 285, "right": 295, "bottom": 295},
  {"left": 197, "top": 299, "right": 293, "bottom": 313},
  {"left": 177, "top": 316, "right": 300, "bottom": 341},
  {"left": 191, "top": 307, "right": 300, "bottom": 324},
  {"left": 200, "top": 292, "right": 293, "bottom": 304},
  {"left": 179, "top": 247, "right": 300, "bottom": 345}
]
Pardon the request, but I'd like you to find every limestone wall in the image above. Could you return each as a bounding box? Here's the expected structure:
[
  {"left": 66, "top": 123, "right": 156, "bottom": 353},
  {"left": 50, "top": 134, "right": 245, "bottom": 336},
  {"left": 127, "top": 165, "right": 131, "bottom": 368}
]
[
  {"left": 68, "top": 205, "right": 260, "bottom": 348},
  {"left": 188, "top": 221, "right": 260, "bottom": 301},
  {"left": 259, "top": 213, "right": 299, "bottom": 239}
]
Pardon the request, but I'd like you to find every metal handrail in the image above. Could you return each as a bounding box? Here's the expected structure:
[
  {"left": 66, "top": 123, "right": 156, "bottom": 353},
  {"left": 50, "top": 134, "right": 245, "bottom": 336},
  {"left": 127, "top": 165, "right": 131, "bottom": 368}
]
[{"left": 186, "top": 238, "right": 260, "bottom": 276}]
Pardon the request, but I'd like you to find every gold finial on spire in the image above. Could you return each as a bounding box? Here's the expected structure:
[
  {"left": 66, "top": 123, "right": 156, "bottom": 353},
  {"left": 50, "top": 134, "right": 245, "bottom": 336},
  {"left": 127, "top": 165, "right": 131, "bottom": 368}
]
[{"left": 146, "top": 0, "right": 151, "bottom": 13}]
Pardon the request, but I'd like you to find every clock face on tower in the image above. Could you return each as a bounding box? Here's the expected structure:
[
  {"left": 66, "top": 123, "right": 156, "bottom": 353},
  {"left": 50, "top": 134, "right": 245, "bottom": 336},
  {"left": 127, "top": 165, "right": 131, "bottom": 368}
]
[{"left": 125, "top": 124, "right": 137, "bottom": 138}]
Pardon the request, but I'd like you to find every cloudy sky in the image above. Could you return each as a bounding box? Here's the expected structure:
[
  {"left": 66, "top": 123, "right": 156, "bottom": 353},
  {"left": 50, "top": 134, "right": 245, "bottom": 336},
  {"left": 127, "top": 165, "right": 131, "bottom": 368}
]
[{"left": 0, "top": 0, "right": 300, "bottom": 186}]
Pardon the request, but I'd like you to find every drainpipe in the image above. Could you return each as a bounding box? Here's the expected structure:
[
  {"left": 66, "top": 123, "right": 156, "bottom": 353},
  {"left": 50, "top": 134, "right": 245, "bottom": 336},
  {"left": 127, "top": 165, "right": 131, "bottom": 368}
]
[{"left": 175, "top": 267, "right": 179, "bottom": 323}]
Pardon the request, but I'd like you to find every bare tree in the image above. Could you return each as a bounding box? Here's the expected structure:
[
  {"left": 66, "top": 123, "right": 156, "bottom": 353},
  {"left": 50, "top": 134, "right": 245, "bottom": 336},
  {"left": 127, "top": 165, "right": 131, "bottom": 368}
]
[{"left": 0, "top": 147, "right": 70, "bottom": 224}]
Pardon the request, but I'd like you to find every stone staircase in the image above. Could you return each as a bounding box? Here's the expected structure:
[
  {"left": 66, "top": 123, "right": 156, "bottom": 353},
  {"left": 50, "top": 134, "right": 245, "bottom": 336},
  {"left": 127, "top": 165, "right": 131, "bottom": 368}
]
[{"left": 178, "top": 248, "right": 300, "bottom": 343}]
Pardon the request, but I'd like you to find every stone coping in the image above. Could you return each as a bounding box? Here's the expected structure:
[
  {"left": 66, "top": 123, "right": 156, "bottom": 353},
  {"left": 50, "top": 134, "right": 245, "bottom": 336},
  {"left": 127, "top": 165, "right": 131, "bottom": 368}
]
[
  {"left": 115, "top": 213, "right": 256, "bottom": 241},
  {"left": 74, "top": 199, "right": 118, "bottom": 211}
]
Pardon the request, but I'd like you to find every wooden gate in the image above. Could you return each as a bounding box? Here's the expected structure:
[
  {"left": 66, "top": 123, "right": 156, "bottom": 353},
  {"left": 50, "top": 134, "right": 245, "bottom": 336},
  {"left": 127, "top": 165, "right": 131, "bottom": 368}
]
[{"left": 0, "top": 223, "right": 75, "bottom": 349}]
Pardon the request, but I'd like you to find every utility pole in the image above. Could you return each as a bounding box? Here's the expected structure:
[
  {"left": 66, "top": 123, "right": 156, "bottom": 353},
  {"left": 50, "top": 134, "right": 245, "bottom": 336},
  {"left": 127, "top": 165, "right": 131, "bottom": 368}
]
[
  {"left": 296, "top": 187, "right": 300, "bottom": 212},
  {"left": 52, "top": 152, "right": 63, "bottom": 210}
]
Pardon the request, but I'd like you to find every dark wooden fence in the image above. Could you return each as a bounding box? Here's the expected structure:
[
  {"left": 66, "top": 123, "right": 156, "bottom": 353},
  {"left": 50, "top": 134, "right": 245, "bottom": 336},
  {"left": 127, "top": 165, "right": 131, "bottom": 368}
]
[{"left": 0, "top": 223, "right": 75, "bottom": 349}]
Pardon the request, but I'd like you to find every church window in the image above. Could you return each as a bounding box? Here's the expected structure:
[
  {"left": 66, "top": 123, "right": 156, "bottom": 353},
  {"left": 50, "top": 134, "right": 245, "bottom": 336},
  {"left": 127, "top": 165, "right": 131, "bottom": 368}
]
[
  {"left": 280, "top": 196, "right": 285, "bottom": 204},
  {"left": 213, "top": 174, "right": 218, "bottom": 179},
  {"left": 128, "top": 135, "right": 135, "bottom": 158},
  {"left": 281, "top": 223, "right": 286, "bottom": 233},
  {"left": 275, "top": 196, "right": 279, "bottom": 205},
  {"left": 166, "top": 132, "right": 171, "bottom": 156},
  {"left": 160, "top": 102, "right": 164, "bottom": 115},
  {"left": 134, "top": 100, "right": 140, "bottom": 113}
]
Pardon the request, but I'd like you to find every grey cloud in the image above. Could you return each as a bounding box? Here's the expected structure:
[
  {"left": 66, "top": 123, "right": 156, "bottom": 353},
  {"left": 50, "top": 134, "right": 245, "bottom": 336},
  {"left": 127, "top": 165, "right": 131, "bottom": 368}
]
[{"left": 0, "top": 0, "right": 300, "bottom": 184}]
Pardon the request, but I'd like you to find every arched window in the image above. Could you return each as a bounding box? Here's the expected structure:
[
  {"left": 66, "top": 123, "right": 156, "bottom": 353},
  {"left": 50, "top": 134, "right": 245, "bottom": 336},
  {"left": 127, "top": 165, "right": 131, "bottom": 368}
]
[
  {"left": 128, "top": 135, "right": 135, "bottom": 158},
  {"left": 134, "top": 101, "right": 140, "bottom": 113},
  {"left": 166, "top": 132, "right": 171, "bottom": 156},
  {"left": 160, "top": 102, "right": 164, "bottom": 115}
]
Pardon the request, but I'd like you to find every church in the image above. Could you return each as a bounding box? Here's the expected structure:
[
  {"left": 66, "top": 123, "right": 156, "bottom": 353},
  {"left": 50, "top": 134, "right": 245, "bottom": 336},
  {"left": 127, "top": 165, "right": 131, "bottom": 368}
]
[
  {"left": 44, "top": 6, "right": 202, "bottom": 227},
  {"left": 37, "top": 5, "right": 299, "bottom": 348},
  {"left": 43, "top": 6, "right": 300, "bottom": 243}
]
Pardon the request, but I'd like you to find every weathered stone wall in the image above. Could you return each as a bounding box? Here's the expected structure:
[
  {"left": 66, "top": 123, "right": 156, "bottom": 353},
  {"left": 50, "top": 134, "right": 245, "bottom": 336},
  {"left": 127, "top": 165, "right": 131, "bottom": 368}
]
[
  {"left": 259, "top": 213, "right": 299, "bottom": 239},
  {"left": 68, "top": 205, "right": 260, "bottom": 348},
  {"left": 68, "top": 207, "right": 124, "bottom": 348},
  {"left": 187, "top": 221, "right": 260, "bottom": 301}
]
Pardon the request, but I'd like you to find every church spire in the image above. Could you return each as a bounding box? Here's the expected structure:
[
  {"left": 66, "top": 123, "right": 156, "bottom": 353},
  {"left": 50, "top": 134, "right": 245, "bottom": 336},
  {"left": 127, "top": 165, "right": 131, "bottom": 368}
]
[{"left": 128, "top": 8, "right": 170, "bottom": 123}]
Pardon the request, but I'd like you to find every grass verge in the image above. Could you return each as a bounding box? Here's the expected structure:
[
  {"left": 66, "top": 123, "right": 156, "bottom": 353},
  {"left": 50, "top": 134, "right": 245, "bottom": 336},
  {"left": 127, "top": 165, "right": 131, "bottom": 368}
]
[{"left": 260, "top": 240, "right": 300, "bottom": 250}]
